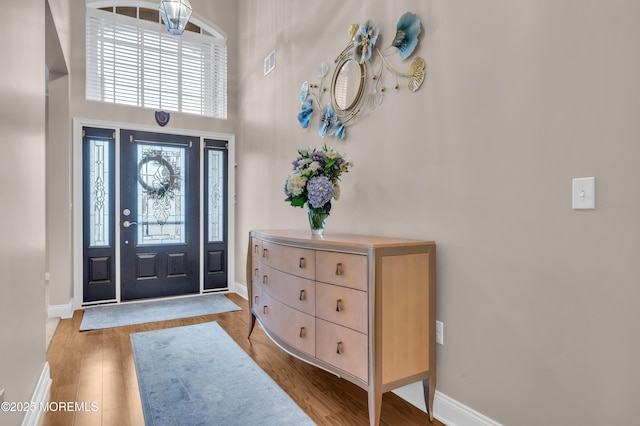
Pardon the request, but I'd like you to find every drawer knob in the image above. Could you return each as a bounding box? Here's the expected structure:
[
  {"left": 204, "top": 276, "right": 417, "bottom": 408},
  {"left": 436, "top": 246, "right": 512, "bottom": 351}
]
[
  {"left": 335, "top": 263, "right": 343, "bottom": 276},
  {"left": 263, "top": 305, "right": 268, "bottom": 315},
  {"left": 299, "top": 289, "right": 306, "bottom": 301},
  {"left": 336, "top": 298, "right": 342, "bottom": 312},
  {"left": 336, "top": 341, "right": 343, "bottom": 355},
  {"left": 263, "top": 275, "right": 268, "bottom": 285},
  {"left": 262, "top": 248, "right": 268, "bottom": 258},
  {"left": 254, "top": 295, "right": 259, "bottom": 305},
  {"left": 254, "top": 268, "right": 258, "bottom": 277},
  {"left": 299, "top": 326, "right": 305, "bottom": 338},
  {"left": 299, "top": 257, "right": 305, "bottom": 268},
  {"left": 254, "top": 244, "right": 259, "bottom": 254}
]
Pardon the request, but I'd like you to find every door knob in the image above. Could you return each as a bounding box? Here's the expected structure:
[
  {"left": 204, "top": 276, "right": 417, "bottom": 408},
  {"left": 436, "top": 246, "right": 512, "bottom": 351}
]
[{"left": 123, "top": 220, "right": 138, "bottom": 228}]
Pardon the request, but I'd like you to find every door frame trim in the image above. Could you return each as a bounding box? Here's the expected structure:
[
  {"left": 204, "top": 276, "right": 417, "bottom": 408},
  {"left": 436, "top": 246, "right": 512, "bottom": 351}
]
[{"left": 72, "top": 117, "right": 236, "bottom": 309}]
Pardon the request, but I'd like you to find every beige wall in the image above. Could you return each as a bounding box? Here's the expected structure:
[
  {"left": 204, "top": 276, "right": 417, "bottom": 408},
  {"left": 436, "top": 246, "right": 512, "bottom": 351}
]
[
  {"left": 235, "top": 1, "right": 640, "bottom": 424},
  {"left": 0, "top": 1, "right": 47, "bottom": 424}
]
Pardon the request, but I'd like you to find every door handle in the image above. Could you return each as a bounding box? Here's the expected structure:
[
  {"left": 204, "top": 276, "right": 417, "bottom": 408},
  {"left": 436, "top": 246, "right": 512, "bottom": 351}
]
[{"left": 123, "top": 221, "right": 138, "bottom": 228}]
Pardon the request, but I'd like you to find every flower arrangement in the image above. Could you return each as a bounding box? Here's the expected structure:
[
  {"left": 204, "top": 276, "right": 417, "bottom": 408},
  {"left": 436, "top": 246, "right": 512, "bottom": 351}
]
[{"left": 284, "top": 145, "right": 353, "bottom": 233}]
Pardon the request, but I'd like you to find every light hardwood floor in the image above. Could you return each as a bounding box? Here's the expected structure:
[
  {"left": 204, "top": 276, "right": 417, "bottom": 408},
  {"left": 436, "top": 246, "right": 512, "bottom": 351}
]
[{"left": 40, "top": 293, "right": 444, "bottom": 425}]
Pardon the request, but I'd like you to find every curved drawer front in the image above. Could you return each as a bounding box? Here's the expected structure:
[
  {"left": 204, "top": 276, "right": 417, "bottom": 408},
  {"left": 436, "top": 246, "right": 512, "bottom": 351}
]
[
  {"left": 251, "top": 282, "right": 262, "bottom": 311},
  {"left": 261, "top": 264, "right": 315, "bottom": 316},
  {"left": 262, "top": 241, "right": 315, "bottom": 280},
  {"left": 260, "top": 292, "right": 315, "bottom": 356},
  {"left": 316, "top": 319, "right": 368, "bottom": 382},
  {"left": 316, "top": 251, "right": 367, "bottom": 291},
  {"left": 251, "top": 237, "right": 263, "bottom": 260},
  {"left": 316, "top": 282, "right": 367, "bottom": 334},
  {"left": 250, "top": 259, "right": 262, "bottom": 288}
]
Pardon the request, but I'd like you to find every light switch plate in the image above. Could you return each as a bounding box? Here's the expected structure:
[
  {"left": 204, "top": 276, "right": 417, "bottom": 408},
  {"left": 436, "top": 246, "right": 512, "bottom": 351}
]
[{"left": 572, "top": 177, "right": 595, "bottom": 210}]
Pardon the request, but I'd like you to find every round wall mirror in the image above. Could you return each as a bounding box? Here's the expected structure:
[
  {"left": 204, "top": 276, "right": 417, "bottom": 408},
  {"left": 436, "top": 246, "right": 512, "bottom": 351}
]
[{"left": 331, "top": 56, "right": 366, "bottom": 112}]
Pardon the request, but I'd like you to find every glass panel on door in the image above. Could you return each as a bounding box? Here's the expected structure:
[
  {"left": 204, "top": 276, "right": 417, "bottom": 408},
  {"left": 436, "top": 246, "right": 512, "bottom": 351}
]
[
  {"left": 136, "top": 144, "right": 186, "bottom": 245},
  {"left": 207, "top": 148, "right": 224, "bottom": 243}
]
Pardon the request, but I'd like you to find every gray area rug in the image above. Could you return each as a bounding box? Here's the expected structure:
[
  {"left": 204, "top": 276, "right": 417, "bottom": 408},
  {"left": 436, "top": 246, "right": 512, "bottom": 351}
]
[
  {"left": 79, "top": 294, "right": 241, "bottom": 331},
  {"left": 130, "top": 321, "right": 315, "bottom": 426}
]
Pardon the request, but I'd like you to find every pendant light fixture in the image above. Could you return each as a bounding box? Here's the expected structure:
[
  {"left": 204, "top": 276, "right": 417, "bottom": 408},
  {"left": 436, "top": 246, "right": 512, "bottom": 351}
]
[{"left": 159, "top": 0, "right": 193, "bottom": 35}]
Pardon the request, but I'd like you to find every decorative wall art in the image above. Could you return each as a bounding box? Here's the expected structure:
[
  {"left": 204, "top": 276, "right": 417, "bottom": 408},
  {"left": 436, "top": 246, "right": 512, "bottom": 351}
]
[
  {"left": 297, "top": 12, "right": 425, "bottom": 140},
  {"left": 155, "top": 110, "right": 170, "bottom": 127}
]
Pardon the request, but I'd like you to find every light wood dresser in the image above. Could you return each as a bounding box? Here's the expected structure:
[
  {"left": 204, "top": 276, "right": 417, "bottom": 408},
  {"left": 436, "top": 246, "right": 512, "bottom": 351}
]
[{"left": 247, "top": 229, "right": 436, "bottom": 425}]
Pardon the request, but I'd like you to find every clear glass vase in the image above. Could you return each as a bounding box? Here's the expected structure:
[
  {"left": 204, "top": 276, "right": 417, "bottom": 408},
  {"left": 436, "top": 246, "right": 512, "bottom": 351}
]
[{"left": 307, "top": 205, "right": 328, "bottom": 235}]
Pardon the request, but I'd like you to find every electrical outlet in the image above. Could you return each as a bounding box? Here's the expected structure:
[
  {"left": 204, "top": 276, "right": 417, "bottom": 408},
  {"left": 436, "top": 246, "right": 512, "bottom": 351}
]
[{"left": 435, "top": 321, "right": 443, "bottom": 345}]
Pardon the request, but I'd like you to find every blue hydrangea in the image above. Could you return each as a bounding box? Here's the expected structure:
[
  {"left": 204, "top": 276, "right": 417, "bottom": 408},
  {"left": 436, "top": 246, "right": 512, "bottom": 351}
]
[
  {"left": 310, "top": 150, "right": 327, "bottom": 163},
  {"left": 307, "top": 175, "right": 334, "bottom": 208}
]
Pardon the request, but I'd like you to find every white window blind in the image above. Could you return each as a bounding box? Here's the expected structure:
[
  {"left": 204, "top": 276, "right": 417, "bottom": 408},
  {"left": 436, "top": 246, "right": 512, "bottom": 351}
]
[{"left": 86, "top": 7, "right": 227, "bottom": 119}]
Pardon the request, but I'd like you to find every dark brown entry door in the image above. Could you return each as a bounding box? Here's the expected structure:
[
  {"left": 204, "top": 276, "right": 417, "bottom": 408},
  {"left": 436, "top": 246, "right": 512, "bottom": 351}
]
[{"left": 119, "top": 130, "right": 199, "bottom": 300}]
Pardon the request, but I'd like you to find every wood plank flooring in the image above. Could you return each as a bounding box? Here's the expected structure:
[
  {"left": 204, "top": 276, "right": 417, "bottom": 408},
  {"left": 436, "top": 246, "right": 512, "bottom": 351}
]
[{"left": 40, "top": 293, "right": 444, "bottom": 426}]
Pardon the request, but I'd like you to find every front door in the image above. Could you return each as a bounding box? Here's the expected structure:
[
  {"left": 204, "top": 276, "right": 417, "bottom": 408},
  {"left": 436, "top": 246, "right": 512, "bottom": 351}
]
[{"left": 119, "top": 130, "right": 200, "bottom": 300}]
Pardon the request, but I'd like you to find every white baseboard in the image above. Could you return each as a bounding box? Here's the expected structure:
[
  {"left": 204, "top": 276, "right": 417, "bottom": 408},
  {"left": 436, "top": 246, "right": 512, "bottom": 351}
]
[
  {"left": 48, "top": 299, "right": 73, "bottom": 319},
  {"left": 434, "top": 391, "right": 503, "bottom": 426},
  {"left": 21, "top": 362, "right": 52, "bottom": 426},
  {"left": 232, "top": 282, "right": 248, "bottom": 300},
  {"left": 393, "top": 382, "right": 502, "bottom": 426}
]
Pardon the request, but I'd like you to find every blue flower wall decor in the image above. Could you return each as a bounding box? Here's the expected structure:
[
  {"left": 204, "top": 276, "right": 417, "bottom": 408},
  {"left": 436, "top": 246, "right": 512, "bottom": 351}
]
[
  {"left": 297, "top": 12, "right": 426, "bottom": 140},
  {"left": 392, "top": 12, "right": 422, "bottom": 60},
  {"left": 353, "top": 20, "right": 380, "bottom": 64}
]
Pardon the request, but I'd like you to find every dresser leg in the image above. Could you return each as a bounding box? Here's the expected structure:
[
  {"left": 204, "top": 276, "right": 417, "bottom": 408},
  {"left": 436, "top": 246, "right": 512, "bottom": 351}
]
[
  {"left": 248, "top": 312, "right": 256, "bottom": 338},
  {"left": 368, "top": 389, "right": 382, "bottom": 426},
  {"left": 423, "top": 378, "right": 434, "bottom": 422}
]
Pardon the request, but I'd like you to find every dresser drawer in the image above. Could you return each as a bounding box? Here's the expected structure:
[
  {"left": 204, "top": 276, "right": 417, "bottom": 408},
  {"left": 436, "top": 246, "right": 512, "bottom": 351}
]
[
  {"left": 262, "top": 241, "right": 315, "bottom": 280},
  {"left": 316, "top": 282, "right": 368, "bottom": 334},
  {"left": 316, "top": 251, "right": 367, "bottom": 291},
  {"left": 316, "top": 319, "right": 368, "bottom": 382},
  {"left": 251, "top": 237, "right": 263, "bottom": 259},
  {"left": 260, "top": 292, "right": 315, "bottom": 356},
  {"left": 261, "top": 264, "right": 315, "bottom": 316},
  {"left": 251, "top": 282, "right": 262, "bottom": 311},
  {"left": 250, "top": 258, "right": 262, "bottom": 287}
]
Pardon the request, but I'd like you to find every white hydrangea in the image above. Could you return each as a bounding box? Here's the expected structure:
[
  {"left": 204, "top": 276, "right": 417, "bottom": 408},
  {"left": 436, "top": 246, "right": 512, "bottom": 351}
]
[
  {"left": 296, "top": 158, "right": 311, "bottom": 169},
  {"left": 308, "top": 161, "right": 321, "bottom": 173},
  {"left": 286, "top": 174, "right": 307, "bottom": 196}
]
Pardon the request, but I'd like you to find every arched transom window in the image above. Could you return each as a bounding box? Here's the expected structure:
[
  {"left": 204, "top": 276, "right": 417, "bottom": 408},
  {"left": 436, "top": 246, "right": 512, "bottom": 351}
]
[{"left": 86, "top": 1, "right": 227, "bottom": 119}]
